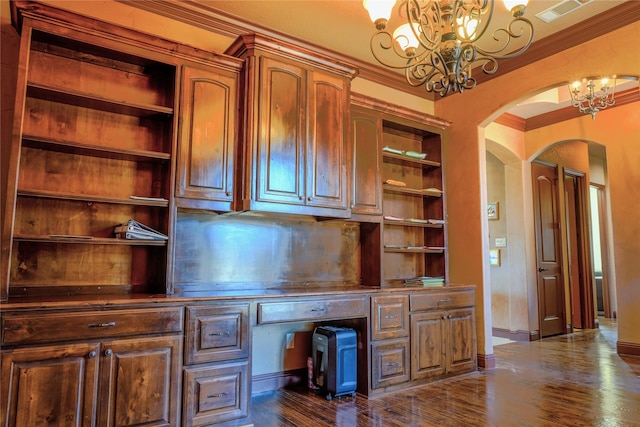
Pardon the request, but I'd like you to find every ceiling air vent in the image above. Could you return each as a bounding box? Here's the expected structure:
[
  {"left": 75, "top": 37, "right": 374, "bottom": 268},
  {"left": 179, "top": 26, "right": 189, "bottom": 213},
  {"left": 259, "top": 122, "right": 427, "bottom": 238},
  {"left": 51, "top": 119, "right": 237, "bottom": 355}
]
[{"left": 536, "top": 0, "right": 594, "bottom": 23}]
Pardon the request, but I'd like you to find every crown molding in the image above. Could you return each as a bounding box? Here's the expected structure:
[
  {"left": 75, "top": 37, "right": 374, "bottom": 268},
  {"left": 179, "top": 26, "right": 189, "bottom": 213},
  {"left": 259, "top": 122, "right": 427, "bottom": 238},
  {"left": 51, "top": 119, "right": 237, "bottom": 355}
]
[
  {"left": 472, "top": 2, "right": 640, "bottom": 86},
  {"left": 494, "top": 113, "right": 526, "bottom": 132},
  {"left": 118, "top": 0, "right": 637, "bottom": 120}
]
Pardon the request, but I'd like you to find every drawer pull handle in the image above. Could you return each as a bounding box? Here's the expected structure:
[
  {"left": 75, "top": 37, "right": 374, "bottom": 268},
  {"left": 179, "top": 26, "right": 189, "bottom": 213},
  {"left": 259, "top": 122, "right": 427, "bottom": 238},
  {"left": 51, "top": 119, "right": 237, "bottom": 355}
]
[
  {"left": 208, "top": 392, "right": 228, "bottom": 399},
  {"left": 310, "top": 307, "right": 326, "bottom": 313},
  {"left": 88, "top": 322, "right": 116, "bottom": 328},
  {"left": 3, "top": 324, "right": 21, "bottom": 331},
  {"left": 385, "top": 315, "right": 399, "bottom": 319},
  {"left": 385, "top": 362, "right": 399, "bottom": 368},
  {"left": 438, "top": 299, "right": 451, "bottom": 304},
  {"left": 209, "top": 331, "right": 230, "bottom": 337}
]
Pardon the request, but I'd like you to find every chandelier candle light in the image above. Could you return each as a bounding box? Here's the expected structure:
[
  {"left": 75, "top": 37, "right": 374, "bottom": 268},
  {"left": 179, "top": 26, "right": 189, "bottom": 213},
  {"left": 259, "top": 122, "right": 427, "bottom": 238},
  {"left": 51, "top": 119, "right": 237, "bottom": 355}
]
[
  {"left": 363, "top": 0, "right": 534, "bottom": 96},
  {"left": 568, "top": 77, "right": 616, "bottom": 120}
]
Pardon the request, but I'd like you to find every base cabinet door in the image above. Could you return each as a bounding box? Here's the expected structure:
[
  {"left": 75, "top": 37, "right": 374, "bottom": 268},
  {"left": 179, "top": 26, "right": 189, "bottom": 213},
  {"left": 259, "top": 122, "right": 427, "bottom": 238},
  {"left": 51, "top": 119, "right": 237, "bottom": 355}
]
[
  {"left": 1, "top": 342, "right": 100, "bottom": 427},
  {"left": 445, "top": 308, "right": 477, "bottom": 374},
  {"left": 411, "top": 311, "right": 446, "bottom": 381},
  {"left": 98, "top": 336, "right": 182, "bottom": 427}
]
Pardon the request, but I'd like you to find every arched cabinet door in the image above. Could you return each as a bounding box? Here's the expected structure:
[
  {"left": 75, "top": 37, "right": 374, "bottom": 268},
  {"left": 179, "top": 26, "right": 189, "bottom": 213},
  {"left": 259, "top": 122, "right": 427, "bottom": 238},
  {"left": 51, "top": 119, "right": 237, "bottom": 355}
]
[{"left": 176, "top": 65, "right": 239, "bottom": 211}]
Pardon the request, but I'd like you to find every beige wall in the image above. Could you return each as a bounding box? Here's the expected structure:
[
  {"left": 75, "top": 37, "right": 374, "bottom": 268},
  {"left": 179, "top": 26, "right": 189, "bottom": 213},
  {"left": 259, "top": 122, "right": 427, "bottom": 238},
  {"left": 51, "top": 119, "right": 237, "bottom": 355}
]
[{"left": 437, "top": 21, "right": 640, "bottom": 355}]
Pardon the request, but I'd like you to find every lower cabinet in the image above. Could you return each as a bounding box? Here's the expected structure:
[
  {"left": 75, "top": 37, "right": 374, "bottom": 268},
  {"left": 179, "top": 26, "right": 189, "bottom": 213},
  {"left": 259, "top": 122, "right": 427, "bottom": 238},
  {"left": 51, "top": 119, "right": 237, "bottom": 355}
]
[
  {"left": 0, "top": 307, "right": 184, "bottom": 427},
  {"left": 410, "top": 289, "right": 477, "bottom": 382},
  {"left": 1, "top": 336, "right": 182, "bottom": 427},
  {"left": 183, "top": 303, "right": 251, "bottom": 427}
]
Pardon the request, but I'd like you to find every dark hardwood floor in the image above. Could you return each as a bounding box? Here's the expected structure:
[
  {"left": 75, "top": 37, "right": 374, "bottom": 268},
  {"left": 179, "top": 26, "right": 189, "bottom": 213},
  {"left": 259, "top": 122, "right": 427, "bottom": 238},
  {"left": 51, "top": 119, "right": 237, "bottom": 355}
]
[{"left": 252, "top": 318, "right": 640, "bottom": 426}]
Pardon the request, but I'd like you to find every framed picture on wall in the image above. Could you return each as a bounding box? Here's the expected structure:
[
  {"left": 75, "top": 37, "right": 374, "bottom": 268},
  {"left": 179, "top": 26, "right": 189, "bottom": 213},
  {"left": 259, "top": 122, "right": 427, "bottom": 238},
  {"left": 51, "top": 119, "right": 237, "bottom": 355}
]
[
  {"left": 488, "top": 202, "right": 499, "bottom": 220},
  {"left": 489, "top": 249, "right": 501, "bottom": 266}
]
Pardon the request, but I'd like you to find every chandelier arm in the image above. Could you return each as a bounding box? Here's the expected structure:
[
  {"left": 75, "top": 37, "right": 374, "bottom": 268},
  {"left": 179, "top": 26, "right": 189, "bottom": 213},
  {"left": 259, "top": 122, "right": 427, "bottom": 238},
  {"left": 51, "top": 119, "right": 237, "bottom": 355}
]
[
  {"left": 369, "top": 31, "right": 426, "bottom": 70},
  {"left": 474, "top": 17, "right": 534, "bottom": 60}
]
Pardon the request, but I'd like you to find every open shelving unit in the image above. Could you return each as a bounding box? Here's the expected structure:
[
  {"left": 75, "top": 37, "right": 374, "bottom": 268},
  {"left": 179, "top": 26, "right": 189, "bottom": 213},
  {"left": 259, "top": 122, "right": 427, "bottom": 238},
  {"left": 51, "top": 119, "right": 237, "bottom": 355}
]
[
  {"left": 381, "top": 121, "right": 447, "bottom": 286},
  {"left": 5, "top": 28, "right": 176, "bottom": 297}
]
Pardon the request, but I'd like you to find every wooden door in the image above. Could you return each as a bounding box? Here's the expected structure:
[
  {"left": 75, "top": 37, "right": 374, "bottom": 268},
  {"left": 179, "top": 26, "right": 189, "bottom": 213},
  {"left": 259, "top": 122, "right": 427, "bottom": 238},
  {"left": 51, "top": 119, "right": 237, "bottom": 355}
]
[
  {"left": 410, "top": 311, "right": 446, "bottom": 380},
  {"left": 176, "top": 65, "right": 237, "bottom": 209},
  {"left": 306, "top": 70, "right": 348, "bottom": 210},
  {"left": 255, "top": 56, "right": 305, "bottom": 205},
  {"left": 98, "top": 336, "right": 182, "bottom": 426},
  {"left": 350, "top": 106, "right": 382, "bottom": 216},
  {"left": 445, "top": 308, "right": 477, "bottom": 374},
  {"left": 1, "top": 343, "right": 100, "bottom": 426},
  {"left": 532, "top": 162, "right": 566, "bottom": 338},
  {"left": 565, "top": 174, "right": 583, "bottom": 328}
]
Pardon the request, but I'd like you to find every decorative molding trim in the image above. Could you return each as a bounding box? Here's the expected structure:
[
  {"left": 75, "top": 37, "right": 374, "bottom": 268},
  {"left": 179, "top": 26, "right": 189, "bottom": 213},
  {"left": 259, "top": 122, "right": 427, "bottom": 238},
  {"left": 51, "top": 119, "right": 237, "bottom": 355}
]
[
  {"left": 472, "top": 2, "right": 640, "bottom": 86},
  {"left": 493, "top": 113, "right": 526, "bottom": 132},
  {"left": 617, "top": 341, "right": 640, "bottom": 357},
  {"left": 477, "top": 353, "right": 496, "bottom": 369},
  {"left": 251, "top": 368, "right": 306, "bottom": 396},
  {"left": 525, "top": 88, "right": 640, "bottom": 131},
  {"left": 116, "top": 0, "right": 638, "bottom": 104},
  {"left": 351, "top": 92, "right": 451, "bottom": 129},
  {"left": 492, "top": 327, "right": 539, "bottom": 342}
]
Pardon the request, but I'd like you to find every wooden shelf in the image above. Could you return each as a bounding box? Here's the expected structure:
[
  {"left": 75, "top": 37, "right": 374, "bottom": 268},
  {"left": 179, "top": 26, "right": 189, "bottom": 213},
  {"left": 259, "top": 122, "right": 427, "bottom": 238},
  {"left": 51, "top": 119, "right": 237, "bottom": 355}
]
[
  {"left": 384, "top": 247, "right": 445, "bottom": 254},
  {"left": 22, "top": 135, "right": 171, "bottom": 162},
  {"left": 14, "top": 234, "right": 167, "bottom": 246},
  {"left": 382, "top": 152, "right": 440, "bottom": 168},
  {"left": 382, "top": 185, "right": 443, "bottom": 198},
  {"left": 383, "top": 220, "right": 444, "bottom": 229},
  {"left": 17, "top": 189, "right": 169, "bottom": 207},
  {"left": 27, "top": 83, "right": 174, "bottom": 117}
]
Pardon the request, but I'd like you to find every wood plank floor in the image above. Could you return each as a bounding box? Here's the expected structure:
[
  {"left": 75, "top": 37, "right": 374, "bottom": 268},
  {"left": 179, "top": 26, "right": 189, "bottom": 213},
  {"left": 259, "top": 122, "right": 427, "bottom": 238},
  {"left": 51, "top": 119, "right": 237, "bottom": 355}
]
[{"left": 251, "top": 318, "right": 640, "bottom": 426}]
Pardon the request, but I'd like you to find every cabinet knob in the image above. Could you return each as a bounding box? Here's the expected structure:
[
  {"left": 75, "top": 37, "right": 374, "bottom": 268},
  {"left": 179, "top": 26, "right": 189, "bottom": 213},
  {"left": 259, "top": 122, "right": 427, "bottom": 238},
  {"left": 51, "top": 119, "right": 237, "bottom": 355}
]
[
  {"left": 226, "top": 192, "right": 231, "bottom": 197},
  {"left": 299, "top": 196, "right": 304, "bottom": 200},
  {"left": 88, "top": 351, "right": 97, "bottom": 359},
  {"left": 104, "top": 349, "right": 113, "bottom": 357},
  {"left": 307, "top": 197, "right": 313, "bottom": 201}
]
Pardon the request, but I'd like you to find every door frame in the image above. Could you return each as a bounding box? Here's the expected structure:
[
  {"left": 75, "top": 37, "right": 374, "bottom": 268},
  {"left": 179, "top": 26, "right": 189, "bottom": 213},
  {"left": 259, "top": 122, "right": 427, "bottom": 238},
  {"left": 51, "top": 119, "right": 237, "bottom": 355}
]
[
  {"left": 563, "top": 168, "right": 595, "bottom": 330},
  {"left": 590, "top": 183, "right": 612, "bottom": 319}
]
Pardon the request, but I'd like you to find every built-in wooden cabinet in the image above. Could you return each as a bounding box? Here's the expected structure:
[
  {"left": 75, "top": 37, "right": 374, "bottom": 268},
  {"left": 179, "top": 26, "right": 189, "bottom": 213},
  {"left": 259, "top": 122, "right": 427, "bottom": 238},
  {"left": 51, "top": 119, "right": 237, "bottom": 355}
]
[
  {"left": 1, "top": 306, "right": 184, "bottom": 426},
  {"left": 183, "top": 303, "right": 251, "bottom": 426},
  {"left": 382, "top": 122, "right": 447, "bottom": 285},
  {"left": 410, "top": 289, "right": 477, "bottom": 381},
  {"left": 176, "top": 65, "right": 241, "bottom": 212},
  {"left": 226, "top": 34, "right": 357, "bottom": 218},
  {"left": 2, "top": 14, "right": 176, "bottom": 299}
]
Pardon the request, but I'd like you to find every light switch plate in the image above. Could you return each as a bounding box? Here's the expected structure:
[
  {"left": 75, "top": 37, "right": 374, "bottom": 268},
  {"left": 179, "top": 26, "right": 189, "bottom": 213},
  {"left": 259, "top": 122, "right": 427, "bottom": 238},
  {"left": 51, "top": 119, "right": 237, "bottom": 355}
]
[{"left": 495, "top": 237, "right": 507, "bottom": 247}]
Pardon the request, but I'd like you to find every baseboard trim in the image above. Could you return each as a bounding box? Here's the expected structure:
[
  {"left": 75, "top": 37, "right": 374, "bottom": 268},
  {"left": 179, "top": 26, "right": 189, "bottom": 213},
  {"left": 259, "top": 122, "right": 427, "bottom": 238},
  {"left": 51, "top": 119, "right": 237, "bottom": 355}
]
[
  {"left": 477, "top": 353, "right": 496, "bottom": 369},
  {"left": 617, "top": 341, "right": 640, "bottom": 357},
  {"left": 492, "top": 327, "right": 539, "bottom": 342},
  {"left": 252, "top": 368, "right": 306, "bottom": 396}
]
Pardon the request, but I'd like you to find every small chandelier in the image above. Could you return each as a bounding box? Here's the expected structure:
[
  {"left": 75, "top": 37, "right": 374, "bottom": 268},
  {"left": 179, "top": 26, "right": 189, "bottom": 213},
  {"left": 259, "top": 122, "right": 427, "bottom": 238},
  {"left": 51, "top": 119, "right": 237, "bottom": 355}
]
[
  {"left": 363, "top": 0, "right": 534, "bottom": 97},
  {"left": 568, "top": 77, "right": 616, "bottom": 120}
]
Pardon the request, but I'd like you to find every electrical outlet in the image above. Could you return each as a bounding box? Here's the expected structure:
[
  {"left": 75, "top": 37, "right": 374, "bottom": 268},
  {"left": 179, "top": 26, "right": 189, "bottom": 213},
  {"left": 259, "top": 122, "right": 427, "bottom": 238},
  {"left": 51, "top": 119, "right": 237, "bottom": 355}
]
[
  {"left": 495, "top": 237, "right": 507, "bottom": 247},
  {"left": 286, "top": 332, "right": 295, "bottom": 349}
]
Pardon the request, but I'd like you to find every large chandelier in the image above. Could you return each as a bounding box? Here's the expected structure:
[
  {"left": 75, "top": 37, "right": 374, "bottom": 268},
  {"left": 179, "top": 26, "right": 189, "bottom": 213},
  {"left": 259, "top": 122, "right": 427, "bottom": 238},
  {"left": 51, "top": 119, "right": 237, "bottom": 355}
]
[
  {"left": 568, "top": 77, "right": 616, "bottom": 120},
  {"left": 363, "top": 0, "right": 534, "bottom": 97}
]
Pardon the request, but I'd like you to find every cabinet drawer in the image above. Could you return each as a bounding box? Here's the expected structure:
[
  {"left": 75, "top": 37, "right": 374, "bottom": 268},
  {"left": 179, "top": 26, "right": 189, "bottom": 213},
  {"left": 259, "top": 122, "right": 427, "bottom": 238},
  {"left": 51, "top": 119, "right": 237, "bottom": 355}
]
[
  {"left": 371, "top": 338, "right": 410, "bottom": 389},
  {"left": 183, "top": 360, "right": 250, "bottom": 427},
  {"left": 371, "top": 295, "right": 409, "bottom": 341},
  {"left": 410, "top": 290, "right": 475, "bottom": 312},
  {"left": 1, "top": 307, "right": 184, "bottom": 346},
  {"left": 185, "top": 304, "right": 250, "bottom": 365},
  {"left": 257, "top": 297, "right": 368, "bottom": 324}
]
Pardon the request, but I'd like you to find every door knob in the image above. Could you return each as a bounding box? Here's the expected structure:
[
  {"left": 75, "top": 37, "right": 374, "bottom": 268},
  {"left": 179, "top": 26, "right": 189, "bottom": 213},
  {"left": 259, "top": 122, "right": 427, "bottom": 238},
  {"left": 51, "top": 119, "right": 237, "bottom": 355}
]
[{"left": 538, "top": 268, "right": 548, "bottom": 272}]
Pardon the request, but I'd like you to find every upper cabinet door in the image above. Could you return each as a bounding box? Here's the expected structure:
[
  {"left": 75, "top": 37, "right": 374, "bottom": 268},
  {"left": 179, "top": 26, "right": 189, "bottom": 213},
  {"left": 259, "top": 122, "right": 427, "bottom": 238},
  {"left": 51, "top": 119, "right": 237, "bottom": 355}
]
[
  {"left": 255, "top": 56, "right": 306, "bottom": 206},
  {"left": 306, "top": 70, "right": 349, "bottom": 210},
  {"left": 176, "top": 65, "right": 238, "bottom": 210},
  {"left": 350, "top": 106, "right": 383, "bottom": 216}
]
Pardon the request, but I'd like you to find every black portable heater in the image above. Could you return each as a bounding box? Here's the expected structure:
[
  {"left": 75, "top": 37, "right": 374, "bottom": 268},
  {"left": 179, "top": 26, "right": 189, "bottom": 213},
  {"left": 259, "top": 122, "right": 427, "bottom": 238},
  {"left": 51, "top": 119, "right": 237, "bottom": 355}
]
[{"left": 312, "top": 326, "right": 357, "bottom": 400}]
